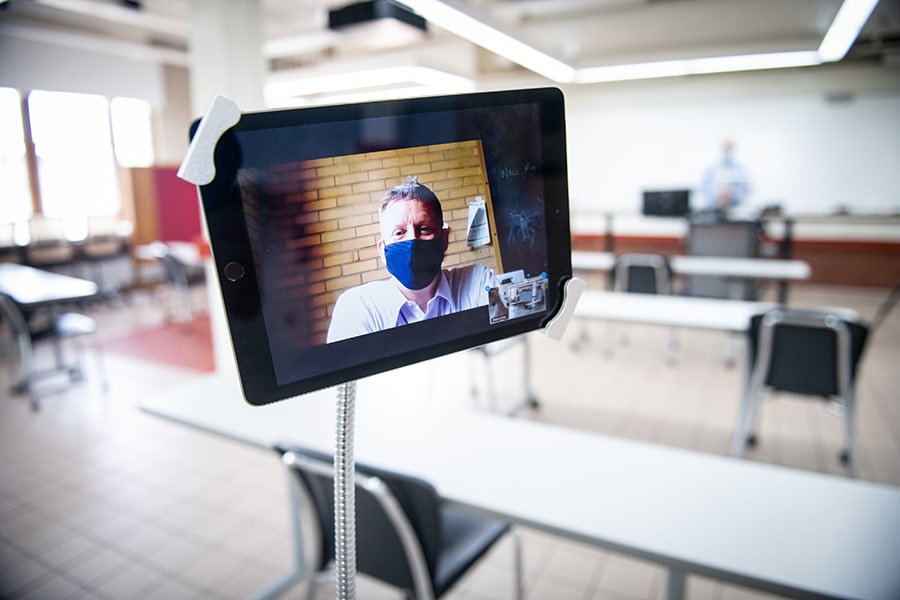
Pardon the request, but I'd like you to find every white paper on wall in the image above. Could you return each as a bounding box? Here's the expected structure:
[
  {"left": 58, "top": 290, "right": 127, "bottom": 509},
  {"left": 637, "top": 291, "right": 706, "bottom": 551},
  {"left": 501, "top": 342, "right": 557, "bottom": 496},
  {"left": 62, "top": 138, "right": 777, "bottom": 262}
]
[{"left": 466, "top": 196, "right": 491, "bottom": 247}]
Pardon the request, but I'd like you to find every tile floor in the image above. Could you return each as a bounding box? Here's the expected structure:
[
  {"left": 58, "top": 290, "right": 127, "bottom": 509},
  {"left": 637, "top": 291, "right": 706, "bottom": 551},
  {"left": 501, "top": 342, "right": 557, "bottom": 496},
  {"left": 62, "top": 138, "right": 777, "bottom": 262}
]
[{"left": 1, "top": 280, "right": 898, "bottom": 600}]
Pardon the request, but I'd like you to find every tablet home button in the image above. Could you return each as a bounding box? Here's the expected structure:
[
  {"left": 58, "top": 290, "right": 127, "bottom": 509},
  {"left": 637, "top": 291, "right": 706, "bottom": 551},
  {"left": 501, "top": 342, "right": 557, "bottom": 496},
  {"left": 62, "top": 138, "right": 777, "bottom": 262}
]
[{"left": 224, "top": 262, "right": 245, "bottom": 282}]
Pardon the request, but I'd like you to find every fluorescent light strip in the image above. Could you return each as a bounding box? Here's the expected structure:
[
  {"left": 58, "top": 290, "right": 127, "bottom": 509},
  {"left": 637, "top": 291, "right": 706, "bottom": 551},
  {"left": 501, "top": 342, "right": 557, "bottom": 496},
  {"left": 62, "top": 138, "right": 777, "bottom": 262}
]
[
  {"left": 691, "top": 51, "right": 823, "bottom": 73},
  {"left": 818, "top": 0, "right": 880, "bottom": 61},
  {"left": 576, "top": 51, "right": 822, "bottom": 84},
  {"left": 267, "top": 0, "right": 875, "bottom": 101},
  {"left": 398, "top": 0, "right": 576, "bottom": 83},
  {"left": 575, "top": 59, "right": 690, "bottom": 84},
  {"left": 398, "top": 0, "right": 873, "bottom": 84}
]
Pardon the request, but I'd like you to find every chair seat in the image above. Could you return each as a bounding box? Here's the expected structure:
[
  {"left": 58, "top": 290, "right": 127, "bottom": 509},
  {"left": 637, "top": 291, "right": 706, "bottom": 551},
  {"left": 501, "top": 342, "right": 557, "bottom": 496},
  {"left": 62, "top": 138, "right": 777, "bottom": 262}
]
[
  {"left": 272, "top": 444, "right": 522, "bottom": 600},
  {"left": 731, "top": 308, "right": 870, "bottom": 467},
  {"left": 31, "top": 312, "right": 97, "bottom": 342},
  {"left": 54, "top": 313, "right": 98, "bottom": 336},
  {"left": 434, "top": 505, "right": 510, "bottom": 597}
]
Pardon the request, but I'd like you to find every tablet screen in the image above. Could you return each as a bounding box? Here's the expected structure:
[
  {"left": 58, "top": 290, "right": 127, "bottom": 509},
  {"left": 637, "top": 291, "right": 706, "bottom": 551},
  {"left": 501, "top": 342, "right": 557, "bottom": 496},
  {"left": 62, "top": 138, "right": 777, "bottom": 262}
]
[{"left": 196, "top": 87, "right": 572, "bottom": 404}]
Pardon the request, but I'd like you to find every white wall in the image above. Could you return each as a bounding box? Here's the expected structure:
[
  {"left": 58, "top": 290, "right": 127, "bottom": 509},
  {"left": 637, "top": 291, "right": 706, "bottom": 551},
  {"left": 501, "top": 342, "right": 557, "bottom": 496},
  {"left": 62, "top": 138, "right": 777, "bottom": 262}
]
[
  {"left": 0, "top": 33, "right": 195, "bottom": 166},
  {"left": 563, "top": 64, "right": 900, "bottom": 218},
  {"left": 5, "top": 29, "right": 900, "bottom": 219},
  {"left": 0, "top": 35, "right": 165, "bottom": 107}
]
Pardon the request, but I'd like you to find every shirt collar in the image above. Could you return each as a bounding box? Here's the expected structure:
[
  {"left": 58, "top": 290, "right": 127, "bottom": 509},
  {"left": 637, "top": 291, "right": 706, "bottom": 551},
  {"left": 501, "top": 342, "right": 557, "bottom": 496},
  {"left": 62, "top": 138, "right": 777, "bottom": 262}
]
[
  {"left": 391, "top": 270, "right": 451, "bottom": 325},
  {"left": 431, "top": 270, "right": 453, "bottom": 305}
]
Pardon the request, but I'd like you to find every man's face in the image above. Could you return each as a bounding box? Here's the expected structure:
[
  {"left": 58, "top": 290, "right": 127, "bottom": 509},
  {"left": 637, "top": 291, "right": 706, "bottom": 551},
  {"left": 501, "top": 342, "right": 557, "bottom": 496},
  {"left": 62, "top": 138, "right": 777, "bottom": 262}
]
[
  {"left": 377, "top": 198, "right": 450, "bottom": 290},
  {"left": 379, "top": 198, "right": 444, "bottom": 246}
]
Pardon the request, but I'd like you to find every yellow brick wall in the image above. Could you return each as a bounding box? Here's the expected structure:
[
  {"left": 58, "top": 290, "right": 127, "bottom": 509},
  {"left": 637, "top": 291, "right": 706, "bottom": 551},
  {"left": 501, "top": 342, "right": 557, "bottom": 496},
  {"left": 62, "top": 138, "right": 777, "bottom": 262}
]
[{"left": 244, "top": 140, "right": 499, "bottom": 349}]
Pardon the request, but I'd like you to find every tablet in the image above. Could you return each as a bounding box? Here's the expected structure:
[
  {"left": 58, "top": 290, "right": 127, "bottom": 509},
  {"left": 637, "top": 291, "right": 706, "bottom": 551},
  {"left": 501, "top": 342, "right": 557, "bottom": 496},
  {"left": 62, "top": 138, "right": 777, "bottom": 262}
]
[{"left": 193, "top": 87, "right": 573, "bottom": 405}]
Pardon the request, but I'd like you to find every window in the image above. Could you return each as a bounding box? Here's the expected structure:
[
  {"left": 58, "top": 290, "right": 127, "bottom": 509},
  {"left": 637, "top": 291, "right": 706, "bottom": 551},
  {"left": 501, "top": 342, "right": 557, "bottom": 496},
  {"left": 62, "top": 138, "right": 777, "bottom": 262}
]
[
  {"left": 0, "top": 87, "right": 33, "bottom": 230},
  {"left": 111, "top": 96, "right": 154, "bottom": 168},
  {"left": 28, "top": 90, "right": 121, "bottom": 235},
  {"left": 1, "top": 88, "right": 155, "bottom": 244}
]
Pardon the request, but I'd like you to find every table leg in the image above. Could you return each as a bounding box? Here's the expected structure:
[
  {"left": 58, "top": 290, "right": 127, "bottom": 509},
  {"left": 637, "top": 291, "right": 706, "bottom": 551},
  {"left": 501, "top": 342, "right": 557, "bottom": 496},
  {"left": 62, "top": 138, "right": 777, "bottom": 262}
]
[
  {"left": 665, "top": 567, "right": 686, "bottom": 600},
  {"left": 251, "top": 472, "right": 310, "bottom": 600}
]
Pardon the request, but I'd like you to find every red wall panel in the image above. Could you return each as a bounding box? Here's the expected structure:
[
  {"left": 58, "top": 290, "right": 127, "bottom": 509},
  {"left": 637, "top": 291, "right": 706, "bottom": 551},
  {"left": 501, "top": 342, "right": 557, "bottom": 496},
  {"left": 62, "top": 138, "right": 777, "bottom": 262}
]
[{"left": 153, "top": 167, "right": 202, "bottom": 242}]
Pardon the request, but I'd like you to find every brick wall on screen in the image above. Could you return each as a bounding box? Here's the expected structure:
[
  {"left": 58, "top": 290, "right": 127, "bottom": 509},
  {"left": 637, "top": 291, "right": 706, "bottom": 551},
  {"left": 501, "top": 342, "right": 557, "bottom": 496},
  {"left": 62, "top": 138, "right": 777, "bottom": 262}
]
[{"left": 258, "top": 140, "right": 499, "bottom": 349}]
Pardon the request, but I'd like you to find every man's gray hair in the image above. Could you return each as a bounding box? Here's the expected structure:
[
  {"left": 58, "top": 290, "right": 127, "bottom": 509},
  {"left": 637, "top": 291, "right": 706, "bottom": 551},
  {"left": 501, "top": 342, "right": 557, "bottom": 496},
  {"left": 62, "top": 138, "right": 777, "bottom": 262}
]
[{"left": 379, "top": 176, "right": 443, "bottom": 223}]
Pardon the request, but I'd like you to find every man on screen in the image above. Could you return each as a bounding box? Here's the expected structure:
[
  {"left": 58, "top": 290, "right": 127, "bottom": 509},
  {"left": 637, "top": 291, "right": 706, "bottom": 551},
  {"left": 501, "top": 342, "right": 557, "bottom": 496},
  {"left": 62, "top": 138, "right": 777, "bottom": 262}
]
[{"left": 327, "top": 176, "right": 496, "bottom": 343}]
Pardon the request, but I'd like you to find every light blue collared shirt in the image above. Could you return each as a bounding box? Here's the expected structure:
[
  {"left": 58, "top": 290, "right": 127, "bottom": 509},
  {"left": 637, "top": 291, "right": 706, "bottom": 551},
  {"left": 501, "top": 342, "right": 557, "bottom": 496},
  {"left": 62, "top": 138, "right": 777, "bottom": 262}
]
[{"left": 326, "top": 264, "right": 495, "bottom": 343}]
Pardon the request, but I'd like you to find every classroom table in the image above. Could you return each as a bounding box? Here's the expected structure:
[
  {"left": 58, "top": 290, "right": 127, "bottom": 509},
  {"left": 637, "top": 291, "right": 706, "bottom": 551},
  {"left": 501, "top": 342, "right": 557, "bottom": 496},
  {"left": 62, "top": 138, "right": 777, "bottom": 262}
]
[
  {"left": 140, "top": 372, "right": 900, "bottom": 600},
  {"left": 573, "top": 290, "right": 776, "bottom": 332},
  {"left": 572, "top": 290, "right": 858, "bottom": 367},
  {"left": 571, "top": 251, "right": 811, "bottom": 302},
  {"left": 573, "top": 290, "right": 775, "bottom": 366},
  {"left": 668, "top": 255, "right": 810, "bottom": 281},
  {"left": 0, "top": 263, "right": 100, "bottom": 402},
  {"left": 0, "top": 262, "right": 99, "bottom": 308},
  {"left": 671, "top": 255, "right": 810, "bottom": 303},
  {"left": 570, "top": 250, "right": 616, "bottom": 272}
]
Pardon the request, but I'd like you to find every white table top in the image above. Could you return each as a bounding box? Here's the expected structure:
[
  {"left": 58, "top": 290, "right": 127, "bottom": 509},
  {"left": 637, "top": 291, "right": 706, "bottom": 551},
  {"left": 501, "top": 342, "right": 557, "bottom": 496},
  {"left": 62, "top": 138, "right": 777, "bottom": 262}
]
[
  {"left": 571, "top": 250, "right": 615, "bottom": 271},
  {"left": 142, "top": 372, "right": 900, "bottom": 600},
  {"left": 571, "top": 251, "right": 811, "bottom": 282},
  {"left": 669, "top": 255, "right": 811, "bottom": 280},
  {"left": 574, "top": 290, "right": 776, "bottom": 331},
  {"left": 0, "top": 262, "right": 99, "bottom": 307}
]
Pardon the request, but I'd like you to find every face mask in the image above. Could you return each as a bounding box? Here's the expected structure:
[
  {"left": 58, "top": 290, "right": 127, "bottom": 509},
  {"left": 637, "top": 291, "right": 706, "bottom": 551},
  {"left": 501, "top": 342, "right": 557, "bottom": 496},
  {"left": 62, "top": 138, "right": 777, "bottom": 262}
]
[{"left": 384, "top": 238, "right": 445, "bottom": 290}]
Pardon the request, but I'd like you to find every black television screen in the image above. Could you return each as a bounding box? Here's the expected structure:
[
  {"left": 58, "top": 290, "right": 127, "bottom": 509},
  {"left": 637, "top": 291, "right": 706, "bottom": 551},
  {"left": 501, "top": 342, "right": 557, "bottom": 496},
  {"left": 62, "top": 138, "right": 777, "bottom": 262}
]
[
  {"left": 189, "top": 88, "right": 573, "bottom": 405},
  {"left": 642, "top": 189, "right": 691, "bottom": 217}
]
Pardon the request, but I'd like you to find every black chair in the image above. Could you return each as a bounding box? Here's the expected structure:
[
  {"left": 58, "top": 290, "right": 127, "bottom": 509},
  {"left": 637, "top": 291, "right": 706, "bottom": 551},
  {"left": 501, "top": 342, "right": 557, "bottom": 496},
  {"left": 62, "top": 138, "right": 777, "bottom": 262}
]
[
  {"left": 608, "top": 253, "right": 678, "bottom": 362},
  {"left": 682, "top": 219, "right": 762, "bottom": 300},
  {"left": 145, "top": 241, "right": 206, "bottom": 323},
  {"left": 611, "top": 252, "right": 672, "bottom": 295},
  {"left": 262, "top": 444, "right": 522, "bottom": 600},
  {"left": 0, "top": 292, "right": 104, "bottom": 410},
  {"left": 730, "top": 308, "right": 869, "bottom": 466},
  {"left": 23, "top": 216, "right": 76, "bottom": 268},
  {"left": 81, "top": 216, "right": 129, "bottom": 302}
]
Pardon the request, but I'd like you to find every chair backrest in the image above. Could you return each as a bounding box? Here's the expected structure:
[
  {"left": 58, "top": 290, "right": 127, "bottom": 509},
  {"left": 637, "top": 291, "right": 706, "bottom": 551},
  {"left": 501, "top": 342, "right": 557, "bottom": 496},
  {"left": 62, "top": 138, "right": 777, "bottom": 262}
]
[
  {"left": 0, "top": 292, "right": 36, "bottom": 373},
  {"left": 159, "top": 253, "right": 188, "bottom": 286},
  {"left": 687, "top": 220, "right": 761, "bottom": 258},
  {"left": 612, "top": 253, "right": 671, "bottom": 295},
  {"left": 25, "top": 216, "right": 75, "bottom": 266},
  {"left": 276, "top": 444, "right": 442, "bottom": 596},
  {"left": 685, "top": 219, "right": 761, "bottom": 299},
  {"left": 748, "top": 309, "right": 869, "bottom": 398},
  {"left": 83, "top": 217, "right": 125, "bottom": 259},
  {"left": 0, "top": 293, "right": 29, "bottom": 336}
]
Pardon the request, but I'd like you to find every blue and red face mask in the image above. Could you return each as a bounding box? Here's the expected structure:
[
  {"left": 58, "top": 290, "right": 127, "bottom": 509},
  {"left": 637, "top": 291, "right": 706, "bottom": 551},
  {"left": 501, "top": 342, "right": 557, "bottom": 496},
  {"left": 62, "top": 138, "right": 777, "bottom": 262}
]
[{"left": 384, "top": 238, "right": 446, "bottom": 290}]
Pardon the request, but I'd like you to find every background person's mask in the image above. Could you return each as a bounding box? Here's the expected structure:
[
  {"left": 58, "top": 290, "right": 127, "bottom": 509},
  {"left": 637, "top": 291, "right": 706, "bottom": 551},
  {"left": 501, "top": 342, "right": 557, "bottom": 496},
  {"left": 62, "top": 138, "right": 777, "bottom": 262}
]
[{"left": 384, "top": 238, "right": 445, "bottom": 290}]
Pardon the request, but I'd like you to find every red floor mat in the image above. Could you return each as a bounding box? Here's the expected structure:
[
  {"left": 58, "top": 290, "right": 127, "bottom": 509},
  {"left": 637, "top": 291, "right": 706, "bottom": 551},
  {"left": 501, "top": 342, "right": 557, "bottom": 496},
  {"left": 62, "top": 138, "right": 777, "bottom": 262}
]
[{"left": 99, "top": 317, "right": 215, "bottom": 372}]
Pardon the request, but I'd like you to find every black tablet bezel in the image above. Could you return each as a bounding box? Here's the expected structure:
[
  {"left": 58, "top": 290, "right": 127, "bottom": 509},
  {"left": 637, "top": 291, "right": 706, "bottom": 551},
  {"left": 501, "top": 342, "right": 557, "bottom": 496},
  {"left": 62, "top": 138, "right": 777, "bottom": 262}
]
[{"left": 196, "top": 87, "right": 572, "bottom": 405}]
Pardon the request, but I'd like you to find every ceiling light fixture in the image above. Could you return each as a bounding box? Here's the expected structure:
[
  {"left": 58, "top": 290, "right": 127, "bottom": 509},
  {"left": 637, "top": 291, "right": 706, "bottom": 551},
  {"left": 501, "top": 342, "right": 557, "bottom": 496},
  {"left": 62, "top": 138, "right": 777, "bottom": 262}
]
[
  {"left": 329, "top": 0, "right": 428, "bottom": 50},
  {"left": 329, "top": 0, "right": 426, "bottom": 33},
  {"left": 398, "top": 0, "right": 876, "bottom": 84},
  {"left": 265, "top": 0, "right": 877, "bottom": 101},
  {"left": 397, "top": 0, "right": 576, "bottom": 83},
  {"left": 575, "top": 51, "right": 823, "bottom": 84},
  {"left": 818, "top": 0, "right": 880, "bottom": 61}
]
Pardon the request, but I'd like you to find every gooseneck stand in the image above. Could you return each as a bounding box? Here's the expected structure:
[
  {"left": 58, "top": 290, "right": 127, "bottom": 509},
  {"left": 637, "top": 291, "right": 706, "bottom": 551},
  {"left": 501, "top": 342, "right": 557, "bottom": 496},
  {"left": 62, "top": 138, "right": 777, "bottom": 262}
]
[
  {"left": 334, "top": 380, "right": 358, "bottom": 600},
  {"left": 328, "top": 277, "right": 585, "bottom": 600}
]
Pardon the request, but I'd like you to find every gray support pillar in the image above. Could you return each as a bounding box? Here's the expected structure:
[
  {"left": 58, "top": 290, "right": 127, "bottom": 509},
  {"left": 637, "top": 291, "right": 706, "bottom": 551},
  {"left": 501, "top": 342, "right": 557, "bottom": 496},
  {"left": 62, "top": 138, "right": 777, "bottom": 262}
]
[
  {"left": 188, "top": 0, "right": 266, "bottom": 117},
  {"left": 186, "top": 0, "right": 266, "bottom": 376}
]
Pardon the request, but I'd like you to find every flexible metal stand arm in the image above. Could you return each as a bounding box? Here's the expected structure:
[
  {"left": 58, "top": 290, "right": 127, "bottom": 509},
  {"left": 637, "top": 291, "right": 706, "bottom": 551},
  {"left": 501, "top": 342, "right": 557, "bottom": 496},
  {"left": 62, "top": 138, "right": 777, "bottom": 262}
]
[{"left": 334, "top": 380, "right": 358, "bottom": 600}]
